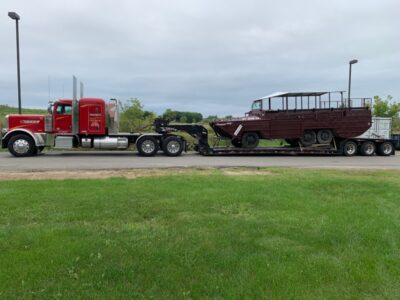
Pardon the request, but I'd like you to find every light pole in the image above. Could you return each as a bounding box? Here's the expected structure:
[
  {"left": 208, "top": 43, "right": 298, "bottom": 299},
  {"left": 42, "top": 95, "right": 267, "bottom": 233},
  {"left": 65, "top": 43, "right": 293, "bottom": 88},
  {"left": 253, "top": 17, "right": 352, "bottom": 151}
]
[
  {"left": 8, "top": 11, "right": 22, "bottom": 114},
  {"left": 348, "top": 59, "right": 358, "bottom": 107}
]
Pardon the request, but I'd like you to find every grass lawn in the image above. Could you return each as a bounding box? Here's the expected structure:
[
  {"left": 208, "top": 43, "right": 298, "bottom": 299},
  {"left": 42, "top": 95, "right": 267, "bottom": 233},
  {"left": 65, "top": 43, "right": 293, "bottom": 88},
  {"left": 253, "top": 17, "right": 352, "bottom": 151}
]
[
  {"left": 0, "top": 105, "right": 46, "bottom": 121},
  {"left": 0, "top": 168, "right": 399, "bottom": 299}
]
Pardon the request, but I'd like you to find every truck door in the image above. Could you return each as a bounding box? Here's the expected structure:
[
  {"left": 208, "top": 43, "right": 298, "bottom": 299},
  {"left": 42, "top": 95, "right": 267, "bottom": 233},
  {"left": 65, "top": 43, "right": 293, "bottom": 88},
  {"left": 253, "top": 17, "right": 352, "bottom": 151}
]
[
  {"left": 54, "top": 103, "right": 72, "bottom": 133},
  {"left": 87, "top": 104, "right": 104, "bottom": 134}
]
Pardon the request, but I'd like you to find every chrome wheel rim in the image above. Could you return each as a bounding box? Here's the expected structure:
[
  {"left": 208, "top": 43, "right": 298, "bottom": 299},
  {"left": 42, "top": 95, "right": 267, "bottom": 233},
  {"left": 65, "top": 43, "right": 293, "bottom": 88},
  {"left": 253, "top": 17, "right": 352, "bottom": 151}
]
[
  {"left": 383, "top": 144, "right": 392, "bottom": 155},
  {"left": 13, "top": 139, "right": 30, "bottom": 154},
  {"left": 365, "top": 144, "right": 375, "bottom": 155},
  {"left": 346, "top": 143, "right": 356, "bottom": 155},
  {"left": 142, "top": 140, "right": 156, "bottom": 154},
  {"left": 166, "top": 140, "right": 181, "bottom": 154}
]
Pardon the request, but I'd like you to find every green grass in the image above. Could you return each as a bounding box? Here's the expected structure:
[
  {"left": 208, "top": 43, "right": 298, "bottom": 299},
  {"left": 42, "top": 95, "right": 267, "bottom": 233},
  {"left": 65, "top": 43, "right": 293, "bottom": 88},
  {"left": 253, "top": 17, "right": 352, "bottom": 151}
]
[
  {"left": 0, "top": 105, "right": 46, "bottom": 121},
  {"left": 0, "top": 169, "right": 400, "bottom": 299}
]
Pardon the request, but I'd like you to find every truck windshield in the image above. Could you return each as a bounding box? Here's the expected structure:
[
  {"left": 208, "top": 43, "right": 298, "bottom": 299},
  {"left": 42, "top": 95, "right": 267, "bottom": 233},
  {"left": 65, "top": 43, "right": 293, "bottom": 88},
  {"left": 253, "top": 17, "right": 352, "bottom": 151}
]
[
  {"left": 56, "top": 104, "right": 72, "bottom": 115},
  {"left": 251, "top": 100, "right": 262, "bottom": 110}
]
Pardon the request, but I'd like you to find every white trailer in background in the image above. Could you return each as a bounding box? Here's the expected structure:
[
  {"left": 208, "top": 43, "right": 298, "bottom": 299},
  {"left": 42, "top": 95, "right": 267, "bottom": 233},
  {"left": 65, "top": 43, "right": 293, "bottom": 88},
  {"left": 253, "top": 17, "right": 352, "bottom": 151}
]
[{"left": 358, "top": 117, "right": 392, "bottom": 140}]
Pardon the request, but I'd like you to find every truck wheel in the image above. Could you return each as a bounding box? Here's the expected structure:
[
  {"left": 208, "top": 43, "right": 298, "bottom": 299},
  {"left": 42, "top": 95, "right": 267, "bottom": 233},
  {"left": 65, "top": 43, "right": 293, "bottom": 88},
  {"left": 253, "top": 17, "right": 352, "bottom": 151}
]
[
  {"left": 342, "top": 140, "right": 357, "bottom": 156},
  {"left": 241, "top": 132, "right": 259, "bottom": 148},
  {"left": 317, "top": 129, "right": 333, "bottom": 144},
  {"left": 377, "top": 142, "right": 394, "bottom": 156},
  {"left": 137, "top": 136, "right": 159, "bottom": 157},
  {"left": 300, "top": 130, "right": 316, "bottom": 147},
  {"left": 360, "top": 141, "right": 376, "bottom": 156},
  {"left": 7, "top": 134, "right": 37, "bottom": 157},
  {"left": 162, "top": 136, "right": 183, "bottom": 156}
]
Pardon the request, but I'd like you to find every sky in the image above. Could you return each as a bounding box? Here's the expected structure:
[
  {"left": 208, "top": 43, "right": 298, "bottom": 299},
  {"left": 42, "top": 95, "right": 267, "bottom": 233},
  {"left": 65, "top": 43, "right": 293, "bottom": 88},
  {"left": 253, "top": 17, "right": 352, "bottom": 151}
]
[{"left": 0, "top": 0, "right": 399, "bottom": 116}]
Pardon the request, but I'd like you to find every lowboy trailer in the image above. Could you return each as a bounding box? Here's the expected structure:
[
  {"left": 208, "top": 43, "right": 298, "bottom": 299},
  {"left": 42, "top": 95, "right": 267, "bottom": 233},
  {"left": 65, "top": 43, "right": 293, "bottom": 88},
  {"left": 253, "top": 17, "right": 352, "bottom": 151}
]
[{"left": 154, "top": 117, "right": 396, "bottom": 157}]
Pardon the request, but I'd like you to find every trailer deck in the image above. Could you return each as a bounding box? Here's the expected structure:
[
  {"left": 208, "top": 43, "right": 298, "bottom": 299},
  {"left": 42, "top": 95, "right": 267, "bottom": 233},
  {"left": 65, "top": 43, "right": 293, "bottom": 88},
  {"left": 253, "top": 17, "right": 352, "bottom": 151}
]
[
  {"left": 154, "top": 119, "right": 395, "bottom": 157},
  {"left": 199, "top": 145, "right": 340, "bottom": 156}
]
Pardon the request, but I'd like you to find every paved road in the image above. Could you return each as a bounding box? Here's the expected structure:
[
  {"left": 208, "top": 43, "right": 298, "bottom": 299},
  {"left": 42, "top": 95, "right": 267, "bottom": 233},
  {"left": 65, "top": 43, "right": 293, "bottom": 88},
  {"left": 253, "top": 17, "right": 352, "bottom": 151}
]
[{"left": 0, "top": 151, "right": 399, "bottom": 171}]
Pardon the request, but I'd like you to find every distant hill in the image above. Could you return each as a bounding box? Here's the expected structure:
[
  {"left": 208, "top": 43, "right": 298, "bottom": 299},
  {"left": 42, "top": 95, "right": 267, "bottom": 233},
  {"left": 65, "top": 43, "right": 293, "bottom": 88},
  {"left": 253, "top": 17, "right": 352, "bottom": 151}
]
[{"left": 0, "top": 105, "right": 47, "bottom": 129}]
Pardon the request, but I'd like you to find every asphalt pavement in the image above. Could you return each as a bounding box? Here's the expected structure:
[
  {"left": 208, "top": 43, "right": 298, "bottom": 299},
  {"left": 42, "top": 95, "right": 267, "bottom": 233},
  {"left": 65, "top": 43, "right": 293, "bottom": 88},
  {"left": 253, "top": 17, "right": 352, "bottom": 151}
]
[{"left": 0, "top": 151, "right": 399, "bottom": 171}]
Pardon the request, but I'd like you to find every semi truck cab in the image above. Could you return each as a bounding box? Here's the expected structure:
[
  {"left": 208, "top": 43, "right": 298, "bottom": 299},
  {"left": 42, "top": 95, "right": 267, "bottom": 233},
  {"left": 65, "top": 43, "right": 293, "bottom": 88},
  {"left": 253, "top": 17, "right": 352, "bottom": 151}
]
[{"left": 1, "top": 98, "right": 186, "bottom": 157}]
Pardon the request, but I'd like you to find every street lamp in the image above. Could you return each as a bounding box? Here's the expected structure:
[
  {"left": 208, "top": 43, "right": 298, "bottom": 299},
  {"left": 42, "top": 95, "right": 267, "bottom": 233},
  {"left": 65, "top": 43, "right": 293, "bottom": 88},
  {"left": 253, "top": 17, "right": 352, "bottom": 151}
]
[
  {"left": 348, "top": 59, "right": 358, "bottom": 107},
  {"left": 8, "top": 11, "right": 22, "bottom": 114}
]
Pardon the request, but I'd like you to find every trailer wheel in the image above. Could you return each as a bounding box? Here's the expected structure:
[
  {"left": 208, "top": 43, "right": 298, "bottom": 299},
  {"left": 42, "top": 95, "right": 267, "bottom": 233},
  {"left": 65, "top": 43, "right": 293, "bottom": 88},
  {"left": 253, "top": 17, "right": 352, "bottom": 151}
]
[
  {"left": 377, "top": 142, "right": 394, "bottom": 156},
  {"left": 360, "top": 141, "right": 376, "bottom": 156},
  {"left": 7, "top": 134, "right": 37, "bottom": 157},
  {"left": 162, "top": 136, "right": 183, "bottom": 156},
  {"left": 317, "top": 129, "right": 333, "bottom": 144},
  {"left": 241, "top": 132, "right": 259, "bottom": 148},
  {"left": 300, "top": 130, "right": 316, "bottom": 147},
  {"left": 137, "top": 136, "right": 159, "bottom": 156},
  {"left": 342, "top": 140, "right": 357, "bottom": 156}
]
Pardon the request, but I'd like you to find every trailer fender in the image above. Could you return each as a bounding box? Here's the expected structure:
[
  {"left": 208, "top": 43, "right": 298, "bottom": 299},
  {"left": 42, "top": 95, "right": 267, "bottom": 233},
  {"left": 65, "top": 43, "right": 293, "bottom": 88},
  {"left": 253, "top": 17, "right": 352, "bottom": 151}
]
[
  {"left": 1, "top": 129, "right": 46, "bottom": 148},
  {"left": 135, "top": 133, "right": 163, "bottom": 147}
]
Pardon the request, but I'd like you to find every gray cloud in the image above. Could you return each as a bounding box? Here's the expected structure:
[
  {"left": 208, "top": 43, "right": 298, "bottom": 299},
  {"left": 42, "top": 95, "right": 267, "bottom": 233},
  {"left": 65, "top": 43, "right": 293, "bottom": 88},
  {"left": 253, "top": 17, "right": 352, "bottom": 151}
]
[{"left": 1, "top": 0, "right": 399, "bottom": 116}]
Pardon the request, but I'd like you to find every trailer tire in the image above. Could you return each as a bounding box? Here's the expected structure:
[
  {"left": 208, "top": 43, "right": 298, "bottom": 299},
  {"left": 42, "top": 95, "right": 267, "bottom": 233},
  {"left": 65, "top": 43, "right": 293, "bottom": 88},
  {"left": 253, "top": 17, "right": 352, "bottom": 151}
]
[
  {"left": 360, "top": 141, "right": 376, "bottom": 156},
  {"left": 7, "top": 134, "right": 37, "bottom": 157},
  {"left": 300, "top": 130, "right": 316, "bottom": 147},
  {"left": 342, "top": 140, "right": 357, "bottom": 156},
  {"left": 317, "top": 129, "right": 333, "bottom": 144},
  {"left": 162, "top": 136, "right": 183, "bottom": 156},
  {"left": 241, "top": 132, "right": 259, "bottom": 148},
  {"left": 137, "top": 136, "right": 159, "bottom": 157},
  {"left": 377, "top": 142, "right": 394, "bottom": 156}
]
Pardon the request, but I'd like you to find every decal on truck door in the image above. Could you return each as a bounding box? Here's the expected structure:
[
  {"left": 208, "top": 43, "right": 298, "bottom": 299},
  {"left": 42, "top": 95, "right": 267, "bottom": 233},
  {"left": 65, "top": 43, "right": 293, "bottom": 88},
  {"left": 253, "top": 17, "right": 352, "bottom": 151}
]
[{"left": 88, "top": 105, "right": 103, "bottom": 133}]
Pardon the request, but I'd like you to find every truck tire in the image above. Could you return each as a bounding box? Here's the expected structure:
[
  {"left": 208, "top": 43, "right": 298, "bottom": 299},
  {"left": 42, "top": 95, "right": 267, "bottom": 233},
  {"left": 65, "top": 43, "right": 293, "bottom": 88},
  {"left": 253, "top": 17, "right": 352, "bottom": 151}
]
[
  {"left": 241, "top": 132, "right": 259, "bottom": 148},
  {"left": 317, "top": 129, "right": 333, "bottom": 144},
  {"left": 360, "top": 141, "right": 376, "bottom": 156},
  {"left": 7, "top": 134, "right": 37, "bottom": 157},
  {"left": 137, "top": 136, "right": 159, "bottom": 157},
  {"left": 162, "top": 136, "right": 183, "bottom": 156},
  {"left": 342, "top": 140, "right": 357, "bottom": 156},
  {"left": 300, "top": 130, "right": 316, "bottom": 147},
  {"left": 377, "top": 142, "right": 394, "bottom": 156}
]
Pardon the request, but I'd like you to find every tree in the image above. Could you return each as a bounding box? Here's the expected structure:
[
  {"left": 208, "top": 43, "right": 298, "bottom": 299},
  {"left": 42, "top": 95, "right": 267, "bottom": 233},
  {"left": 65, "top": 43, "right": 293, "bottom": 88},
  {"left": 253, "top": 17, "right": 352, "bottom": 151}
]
[
  {"left": 162, "top": 109, "right": 203, "bottom": 123},
  {"left": 203, "top": 115, "right": 218, "bottom": 122},
  {"left": 373, "top": 95, "right": 400, "bottom": 133},
  {"left": 119, "top": 98, "right": 156, "bottom": 132},
  {"left": 373, "top": 95, "right": 400, "bottom": 118}
]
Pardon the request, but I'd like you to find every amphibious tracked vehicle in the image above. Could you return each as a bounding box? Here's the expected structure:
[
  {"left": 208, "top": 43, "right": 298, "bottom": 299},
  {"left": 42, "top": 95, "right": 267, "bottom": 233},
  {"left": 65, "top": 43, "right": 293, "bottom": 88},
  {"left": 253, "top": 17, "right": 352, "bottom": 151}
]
[{"left": 210, "top": 91, "right": 372, "bottom": 148}]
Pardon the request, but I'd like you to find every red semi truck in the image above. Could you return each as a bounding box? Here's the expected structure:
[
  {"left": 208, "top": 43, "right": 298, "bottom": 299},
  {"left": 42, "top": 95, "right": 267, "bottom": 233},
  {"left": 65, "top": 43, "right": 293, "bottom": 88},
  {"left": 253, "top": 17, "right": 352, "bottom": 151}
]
[
  {"left": 1, "top": 98, "right": 188, "bottom": 157},
  {"left": 1, "top": 92, "right": 396, "bottom": 157}
]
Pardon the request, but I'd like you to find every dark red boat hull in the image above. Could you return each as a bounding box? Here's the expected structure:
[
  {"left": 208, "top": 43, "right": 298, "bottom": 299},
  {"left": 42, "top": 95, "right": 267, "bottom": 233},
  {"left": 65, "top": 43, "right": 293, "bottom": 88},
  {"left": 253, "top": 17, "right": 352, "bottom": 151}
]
[{"left": 210, "top": 108, "right": 372, "bottom": 140}]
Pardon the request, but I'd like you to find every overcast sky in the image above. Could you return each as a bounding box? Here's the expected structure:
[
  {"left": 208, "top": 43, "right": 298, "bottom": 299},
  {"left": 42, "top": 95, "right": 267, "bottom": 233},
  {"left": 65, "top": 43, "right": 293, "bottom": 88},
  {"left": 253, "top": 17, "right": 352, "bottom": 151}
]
[{"left": 0, "top": 0, "right": 399, "bottom": 116}]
